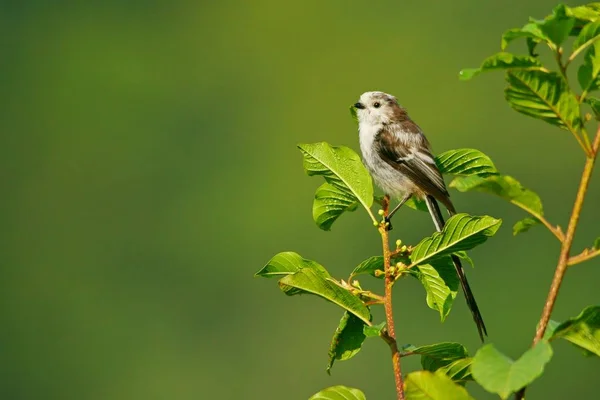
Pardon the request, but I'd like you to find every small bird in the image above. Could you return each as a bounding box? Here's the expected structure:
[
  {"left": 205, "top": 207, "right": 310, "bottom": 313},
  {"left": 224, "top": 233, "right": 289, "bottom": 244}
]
[{"left": 353, "top": 91, "right": 487, "bottom": 341}]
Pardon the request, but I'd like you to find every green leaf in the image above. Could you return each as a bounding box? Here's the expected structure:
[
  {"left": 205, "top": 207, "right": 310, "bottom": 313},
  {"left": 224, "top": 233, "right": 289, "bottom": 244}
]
[
  {"left": 255, "top": 252, "right": 330, "bottom": 278},
  {"left": 572, "top": 20, "right": 600, "bottom": 56},
  {"left": 453, "top": 251, "right": 475, "bottom": 268},
  {"left": 568, "top": 3, "right": 600, "bottom": 22},
  {"left": 363, "top": 321, "right": 386, "bottom": 337},
  {"left": 404, "top": 371, "right": 474, "bottom": 400},
  {"left": 405, "top": 196, "right": 429, "bottom": 212},
  {"left": 471, "top": 342, "right": 553, "bottom": 399},
  {"left": 298, "top": 142, "right": 374, "bottom": 230},
  {"left": 350, "top": 254, "right": 410, "bottom": 280},
  {"left": 535, "top": 4, "right": 576, "bottom": 47},
  {"left": 513, "top": 217, "right": 540, "bottom": 236},
  {"left": 278, "top": 268, "right": 371, "bottom": 324},
  {"left": 309, "top": 386, "right": 366, "bottom": 400},
  {"left": 349, "top": 105, "right": 358, "bottom": 122},
  {"left": 501, "top": 24, "right": 549, "bottom": 51},
  {"left": 594, "top": 237, "right": 600, "bottom": 249},
  {"left": 410, "top": 214, "right": 502, "bottom": 267},
  {"left": 402, "top": 342, "right": 469, "bottom": 372},
  {"left": 410, "top": 258, "right": 459, "bottom": 321},
  {"left": 435, "top": 148, "right": 498, "bottom": 176},
  {"left": 585, "top": 96, "right": 600, "bottom": 119},
  {"left": 450, "top": 174, "right": 543, "bottom": 216},
  {"left": 548, "top": 305, "right": 600, "bottom": 356},
  {"left": 459, "top": 53, "right": 542, "bottom": 81},
  {"left": 437, "top": 358, "right": 473, "bottom": 385},
  {"left": 327, "top": 312, "right": 366, "bottom": 374},
  {"left": 350, "top": 256, "right": 384, "bottom": 279},
  {"left": 313, "top": 182, "right": 359, "bottom": 230},
  {"left": 543, "top": 319, "right": 562, "bottom": 341},
  {"left": 505, "top": 70, "right": 580, "bottom": 131},
  {"left": 578, "top": 40, "right": 600, "bottom": 94}
]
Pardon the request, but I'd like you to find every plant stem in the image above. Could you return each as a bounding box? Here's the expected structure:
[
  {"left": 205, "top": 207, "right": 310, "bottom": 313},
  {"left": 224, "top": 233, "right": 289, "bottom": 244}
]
[
  {"left": 516, "top": 125, "right": 600, "bottom": 400},
  {"left": 379, "top": 195, "right": 405, "bottom": 400}
]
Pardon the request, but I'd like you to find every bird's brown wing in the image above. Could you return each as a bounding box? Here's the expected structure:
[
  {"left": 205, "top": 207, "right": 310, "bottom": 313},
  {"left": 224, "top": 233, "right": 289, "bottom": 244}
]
[{"left": 374, "top": 127, "right": 455, "bottom": 213}]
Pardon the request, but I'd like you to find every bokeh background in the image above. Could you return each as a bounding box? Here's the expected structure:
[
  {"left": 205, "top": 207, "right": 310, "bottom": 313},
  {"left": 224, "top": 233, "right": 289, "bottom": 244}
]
[{"left": 1, "top": 1, "right": 599, "bottom": 399}]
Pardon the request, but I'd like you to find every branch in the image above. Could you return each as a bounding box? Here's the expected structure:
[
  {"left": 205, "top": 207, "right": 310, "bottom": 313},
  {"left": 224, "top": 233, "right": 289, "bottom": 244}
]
[
  {"left": 379, "top": 195, "right": 405, "bottom": 400},
  {"left": 568, "top": 247, "right": 600, "bottom": 267},
  {"left": 531, "top": 126, "right": 600, "bottom": 342},
  {"left": 516, "top": 124, "right": 600, "bottom": 400}
]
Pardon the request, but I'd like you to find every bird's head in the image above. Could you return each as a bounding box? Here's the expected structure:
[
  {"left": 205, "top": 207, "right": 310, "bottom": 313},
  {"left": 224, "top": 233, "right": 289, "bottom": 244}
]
[{"left": 353, "top": 91, "right": 404, "bottom": 125}]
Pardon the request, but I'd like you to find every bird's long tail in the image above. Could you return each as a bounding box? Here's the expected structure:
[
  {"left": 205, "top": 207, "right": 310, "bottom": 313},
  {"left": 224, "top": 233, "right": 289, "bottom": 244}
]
[{"left": 425, "top": 195, "right": 487, "bottom": 342}]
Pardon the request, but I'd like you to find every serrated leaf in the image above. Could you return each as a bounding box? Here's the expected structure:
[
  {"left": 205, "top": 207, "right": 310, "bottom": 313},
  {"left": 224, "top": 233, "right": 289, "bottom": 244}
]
[
  {"left": 410, "top": 214, "right": 502, "bottom": 267},
  {"left": 505, "top": 70, "right": 580, "bottom": 131},
  {"left": 298, "top": 142, "right": 374, "bottom": 230},
  {"left": 279, "top": 268, "right": 371, "bottom": 324},
  {"left": 548, "top": 305, "right": 600, "bottom": 356},
  {"left": 255, "top": 252, "right": 330, "bottom": 278},
  {"left": 404, "top": 371, "right": 474, "bottom": 400},
  {"left": 327, "top": 312, "right": 366, "bottom": 374},
  {"left": 411, "top": 258, "right": 459, "bottom": 321},
  {"left": 513, "top": 217, "right": 540, "bottom": 236},
  {"left": 471, "top": 342, "right": 553, "bottom": 399},
  {"left": 435, "top": 148, "right": 498, "bottom": 176},
  {"left": 363, "top": 321, "right": 386, "bottom": 337},
  {"left": 437, "top": 358, "right": 473, "bottom": 385},
  {"left": 450, "top": 174, "right": 543, "bottom": 217},
  {"left": 402, "top": 342, "right": 469, "bottom": 372},
  {"left": 578, "top": 40, "right": 600, "bottom": 94},
  {"left": 459, "top": 53, "right": 542, "bottom": 81},
  {"left": 309, "top": 385, "right": 366, "bottom": 400}
]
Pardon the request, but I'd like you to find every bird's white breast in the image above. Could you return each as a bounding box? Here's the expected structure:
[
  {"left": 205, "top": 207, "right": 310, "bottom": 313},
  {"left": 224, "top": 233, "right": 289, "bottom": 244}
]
[{"left": 358, "top": 121, "right": 417, "bottom": 199}]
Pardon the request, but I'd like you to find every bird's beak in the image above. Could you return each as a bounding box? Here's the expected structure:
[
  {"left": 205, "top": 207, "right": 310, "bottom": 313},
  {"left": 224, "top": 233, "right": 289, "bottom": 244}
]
[{"left": 354, "top": 102, "right": 365, "bottom": 110}]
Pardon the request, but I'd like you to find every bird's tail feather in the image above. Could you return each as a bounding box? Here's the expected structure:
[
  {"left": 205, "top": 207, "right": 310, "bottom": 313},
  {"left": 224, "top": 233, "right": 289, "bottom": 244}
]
[{"left": 424, "top": 195, "right": 487, "bottom": 342}]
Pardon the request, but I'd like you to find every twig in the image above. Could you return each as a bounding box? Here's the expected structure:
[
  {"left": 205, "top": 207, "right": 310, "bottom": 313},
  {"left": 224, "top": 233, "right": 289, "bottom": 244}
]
[
  {"left": 568, "top": 247, "right": 600, "bottom": 267},
  {"left": 516, "top": 125, "right": 600, "bottom": 400},
  {"left": 379, "top": 195, "right": 405, "bottom": 400}
]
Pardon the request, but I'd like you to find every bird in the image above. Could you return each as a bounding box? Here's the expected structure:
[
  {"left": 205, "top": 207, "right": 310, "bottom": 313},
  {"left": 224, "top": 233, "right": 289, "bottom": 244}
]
[{"left": 353, "top": 90, "right": 487, "bottom": 341}]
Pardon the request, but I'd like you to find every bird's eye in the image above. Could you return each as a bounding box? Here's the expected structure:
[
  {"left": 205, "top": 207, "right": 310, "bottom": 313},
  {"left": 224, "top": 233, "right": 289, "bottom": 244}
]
[{"left": 373, "top": 102, "right": 381, "bottom": 108}]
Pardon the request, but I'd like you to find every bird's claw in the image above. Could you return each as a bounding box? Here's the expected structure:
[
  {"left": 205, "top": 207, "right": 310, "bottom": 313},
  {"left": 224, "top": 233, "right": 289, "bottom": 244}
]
[{"left": 384, "top": 217, "right": 393, "bottom": 231}]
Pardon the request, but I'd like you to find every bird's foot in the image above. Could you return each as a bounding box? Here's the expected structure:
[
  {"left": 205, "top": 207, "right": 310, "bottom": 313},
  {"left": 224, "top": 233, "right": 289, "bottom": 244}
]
[{"left": 384, "top": 217, "right": 393, "bottom": 231}]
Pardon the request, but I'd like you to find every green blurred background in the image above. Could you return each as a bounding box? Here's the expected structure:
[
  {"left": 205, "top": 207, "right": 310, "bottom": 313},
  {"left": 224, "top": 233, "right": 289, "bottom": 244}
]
[{"left": 1, "top": 1, "right": 599, "bottom": 399}]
